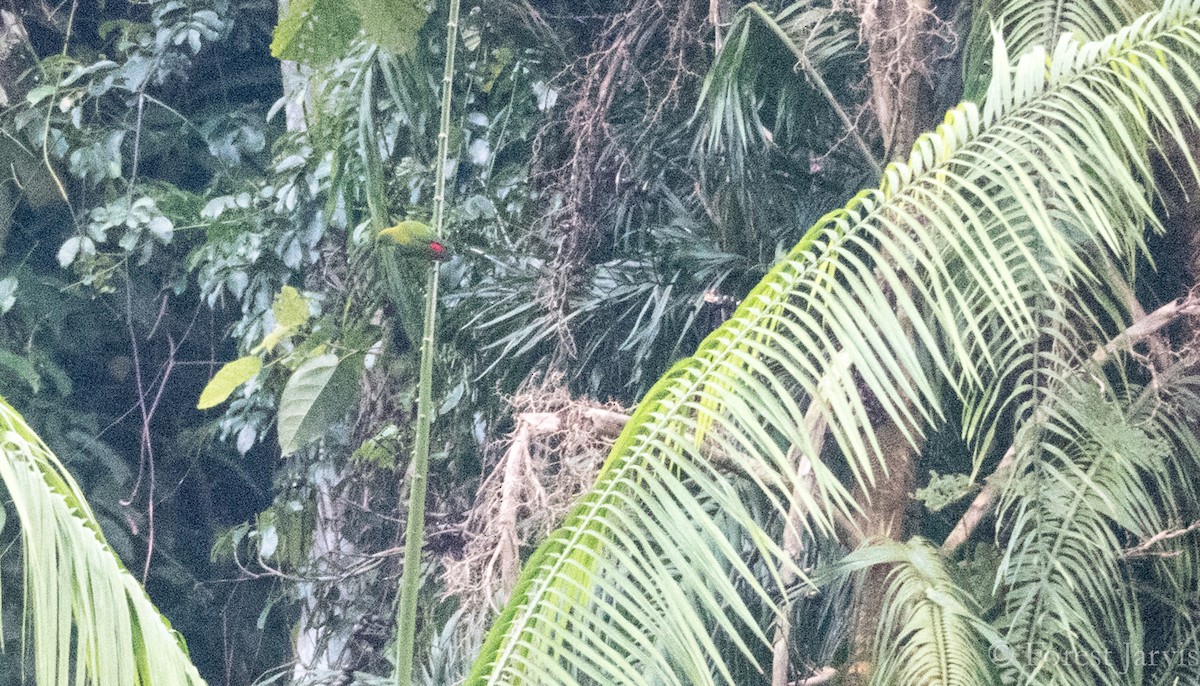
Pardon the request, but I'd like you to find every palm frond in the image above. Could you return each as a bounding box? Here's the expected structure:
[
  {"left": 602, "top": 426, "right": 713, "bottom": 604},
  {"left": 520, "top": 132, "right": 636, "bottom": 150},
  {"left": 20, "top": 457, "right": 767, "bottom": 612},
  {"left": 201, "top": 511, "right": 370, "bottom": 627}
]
[
  {"left": 992, "top": 370, "right": 1200, "bottom": 685},
  {"left": 962, "top": 0, "right": 1158, "bottom": 99},
  {"left": 695, "top": 1, "right": 869, "bottom": 174},
  {"left": 0, "top": 398, "right": 205, "bottom": 685},
  {"left": 466, "top": 3, "right": 1200, "bottom": 683},
  {"left": 1143, "top": 528, "right": 1200, "bottom": 686},
  {"left": 832, "top": 538, "right": 997, "bottom": 686},
  {"left": 993, "top": 383, "right": 1158, "bottom": 684}
]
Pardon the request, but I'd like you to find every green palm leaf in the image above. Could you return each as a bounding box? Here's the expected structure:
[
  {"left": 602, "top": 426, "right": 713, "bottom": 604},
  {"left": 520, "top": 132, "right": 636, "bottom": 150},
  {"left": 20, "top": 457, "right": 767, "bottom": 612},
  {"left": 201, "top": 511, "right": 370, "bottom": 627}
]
[
  {"left": 962, "top": 0, "right": 1158, "bottom": 99},
  {"left": 0, "top": 398, "right": 205, "bottom": 685},
  {"left": 832, "top": 538, "right": 998, "bottom": 686},
  {"left": 695, "top": 1, "right": 864, "bottom": 169},
  {"left": 992, "top": 375, "right": 1200, "bottom": 685},
  {"left": 467, "top": 2, "right": 1200, "bottom": 683},
  {"left": 1142, "top": 529, "right": 1200, "bottom": 686}
]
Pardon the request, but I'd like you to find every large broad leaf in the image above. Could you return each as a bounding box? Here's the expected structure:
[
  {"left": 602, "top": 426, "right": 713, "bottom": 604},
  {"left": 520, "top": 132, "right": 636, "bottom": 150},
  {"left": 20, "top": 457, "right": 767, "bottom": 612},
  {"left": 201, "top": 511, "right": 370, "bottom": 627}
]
[
  {"left": 277, "top": 352, "right": 363, "bottom": 456},
  {"left": 272, "top": 0, "right": 428, "bottom": 66},
  {"left": 271, "top": 0, "right": 360, "bottom": 66},
  {"left": 0, "top": 398, "right": 206, "bottom": 685},
  {"left": 348, "top": 0, "right": 429, "bottom": 55}
]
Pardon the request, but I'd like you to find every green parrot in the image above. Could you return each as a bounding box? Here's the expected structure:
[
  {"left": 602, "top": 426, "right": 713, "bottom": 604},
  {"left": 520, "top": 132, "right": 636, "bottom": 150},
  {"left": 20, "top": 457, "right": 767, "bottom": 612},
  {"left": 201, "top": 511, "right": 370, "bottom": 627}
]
[
  {"left": 376, "top": 220, "right": 451, "bottom": 261},
  {"left": 375, "top": 220, "right": 448, "bottom": 352}
]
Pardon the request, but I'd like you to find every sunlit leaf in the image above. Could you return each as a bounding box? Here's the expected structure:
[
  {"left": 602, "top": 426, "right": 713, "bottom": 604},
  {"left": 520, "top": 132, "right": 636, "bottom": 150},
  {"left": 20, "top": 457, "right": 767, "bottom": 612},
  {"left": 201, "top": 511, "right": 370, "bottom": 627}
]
[
  {"left": 273, "top": 285, "right": 309, "bottom": 330},
  {"left": 197, "top": 356, "right": 262, "bottom": 409}
]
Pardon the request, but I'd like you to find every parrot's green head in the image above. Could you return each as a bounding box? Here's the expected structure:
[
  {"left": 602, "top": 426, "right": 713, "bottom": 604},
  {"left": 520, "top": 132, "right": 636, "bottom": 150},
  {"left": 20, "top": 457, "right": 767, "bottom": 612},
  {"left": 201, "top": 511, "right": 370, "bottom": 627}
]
[{"left": 377, "top": 220, "right": 450, "bottom": 261}]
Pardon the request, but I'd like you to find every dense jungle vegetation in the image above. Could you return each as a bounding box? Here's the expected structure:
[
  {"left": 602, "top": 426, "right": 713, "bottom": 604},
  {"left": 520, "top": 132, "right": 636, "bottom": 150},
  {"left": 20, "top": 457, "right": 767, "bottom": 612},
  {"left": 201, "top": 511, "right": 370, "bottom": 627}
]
[{"left": 4, "top": 0, "right": 1200, "bottom": 684}]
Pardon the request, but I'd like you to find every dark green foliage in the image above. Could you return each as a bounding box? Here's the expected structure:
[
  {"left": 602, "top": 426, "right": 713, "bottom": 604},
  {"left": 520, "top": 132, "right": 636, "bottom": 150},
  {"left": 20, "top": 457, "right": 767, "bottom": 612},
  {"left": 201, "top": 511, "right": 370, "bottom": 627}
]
[
  {"left": 272, "top": 0, "right": 429, "bottom": 65},
  {"left": 7, "top": 0, "right": 1200, "bottom": 684}
]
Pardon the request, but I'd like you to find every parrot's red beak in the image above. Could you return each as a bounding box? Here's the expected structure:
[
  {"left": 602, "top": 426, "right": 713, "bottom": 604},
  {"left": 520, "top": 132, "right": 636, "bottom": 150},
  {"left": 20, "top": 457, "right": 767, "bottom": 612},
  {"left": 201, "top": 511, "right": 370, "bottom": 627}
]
[{"left": 429, "top": 241, "right": 449, "bottom": 261}]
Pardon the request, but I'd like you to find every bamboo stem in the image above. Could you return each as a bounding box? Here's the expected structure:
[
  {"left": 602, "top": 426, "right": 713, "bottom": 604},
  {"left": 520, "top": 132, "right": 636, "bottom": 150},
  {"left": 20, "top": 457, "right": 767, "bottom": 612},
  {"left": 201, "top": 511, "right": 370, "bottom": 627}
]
[{"left": 394, "top": 2, "right": 460, "bottom": 684}]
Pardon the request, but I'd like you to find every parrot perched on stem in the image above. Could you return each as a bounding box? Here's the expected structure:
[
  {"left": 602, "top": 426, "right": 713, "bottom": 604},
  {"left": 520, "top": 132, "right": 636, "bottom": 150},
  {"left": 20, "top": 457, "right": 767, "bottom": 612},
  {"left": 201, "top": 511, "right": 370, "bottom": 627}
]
[
  {"left": 376, "top": 220, "right": 451, "bottom": 261},
  {"left": 375, "top": 220, "right": 448, "bottom": 352}
]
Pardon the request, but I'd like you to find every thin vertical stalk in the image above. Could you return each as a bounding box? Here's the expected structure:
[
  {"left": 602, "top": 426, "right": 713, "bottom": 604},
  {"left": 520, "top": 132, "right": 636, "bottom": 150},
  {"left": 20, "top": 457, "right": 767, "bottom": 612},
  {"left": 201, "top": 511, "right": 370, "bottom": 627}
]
[{"left": 394, "top": 1, "right": 460, "bottom": 684}]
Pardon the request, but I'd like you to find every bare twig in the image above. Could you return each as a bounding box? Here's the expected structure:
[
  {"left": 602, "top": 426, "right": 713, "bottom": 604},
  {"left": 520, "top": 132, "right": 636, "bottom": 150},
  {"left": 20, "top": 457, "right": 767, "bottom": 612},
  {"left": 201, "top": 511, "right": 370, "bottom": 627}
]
[
  {"left": 710, "top": 0, "right": 724, "bottom": 52},
  {"left": 1098, "top": 255, "right": 1174, "bottom": 367},
  {"left": 1122, "top": 521, "right": 1200, "bottom": 559},
  {"left": 527, "top": 0, "right": 707, "bottom": 366},
  {"left": 444, "top": 382, "right": 629, "bottom": 613},
  {"left": 798, "top": 666, "right": 839, "bottom": 685},
  {"left": 37, "top": 0, "right": 75, "bottom": 203}
]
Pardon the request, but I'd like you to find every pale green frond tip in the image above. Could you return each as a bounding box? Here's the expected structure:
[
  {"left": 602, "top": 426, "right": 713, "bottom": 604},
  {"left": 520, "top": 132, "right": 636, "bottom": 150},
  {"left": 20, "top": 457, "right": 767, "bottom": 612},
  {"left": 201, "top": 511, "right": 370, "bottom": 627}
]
[{"left": 197, "top": 356, "right": 262, "bottom": 409}]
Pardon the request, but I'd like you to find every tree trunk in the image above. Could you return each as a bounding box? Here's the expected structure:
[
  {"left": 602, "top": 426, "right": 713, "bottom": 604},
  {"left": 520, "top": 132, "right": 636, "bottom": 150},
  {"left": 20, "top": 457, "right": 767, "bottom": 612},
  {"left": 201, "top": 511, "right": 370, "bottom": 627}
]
[
  {"left": 293, "top": 464, "right": 353, "bottom": 678},
  {"left": 844, "top": 1, "right": 935, "bottom": 681},
  {"left": 857, "top": 0, "right": 935, "bottom": 159}
]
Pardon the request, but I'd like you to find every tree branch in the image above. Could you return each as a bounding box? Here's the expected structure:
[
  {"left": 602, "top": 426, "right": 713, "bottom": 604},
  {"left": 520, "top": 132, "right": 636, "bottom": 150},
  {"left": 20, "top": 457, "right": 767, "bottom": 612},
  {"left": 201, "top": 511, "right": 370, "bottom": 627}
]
[
  {"left": 1091, "top": 290, "right": 1200, "bottom": 364},
  {"left": 1122, "top": 520, "right": 1200, "bottom": 559},
  {"left": 798, "top": 667, "right": 839, "bottom": 685},
  {"left": 939, "top": 447, "right": 1014, "bottom": 555}
]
